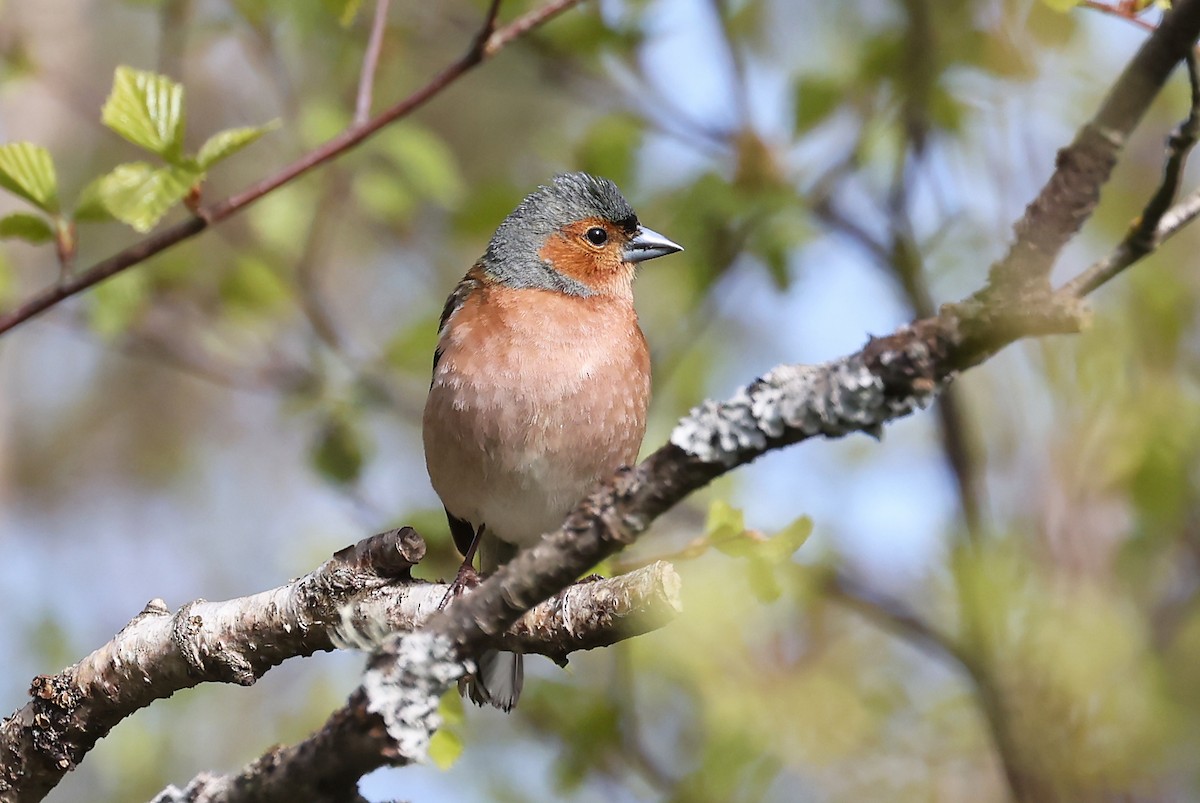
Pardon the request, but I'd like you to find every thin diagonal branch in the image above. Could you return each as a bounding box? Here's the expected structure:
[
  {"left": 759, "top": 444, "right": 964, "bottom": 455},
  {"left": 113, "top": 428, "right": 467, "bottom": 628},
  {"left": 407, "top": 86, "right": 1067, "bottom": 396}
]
[{"left": 0, "top": 0, "right": 583, "bottom": 338}]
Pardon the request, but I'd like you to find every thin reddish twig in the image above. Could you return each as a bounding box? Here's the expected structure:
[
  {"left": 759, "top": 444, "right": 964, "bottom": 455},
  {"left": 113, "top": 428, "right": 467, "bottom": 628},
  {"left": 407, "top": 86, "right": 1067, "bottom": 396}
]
[
  {"left": 0, "top": 0, "right": 583, "bottom": 338},
  {"left": 1081, "top": 0, "right": 1158, "bottom": 33}
]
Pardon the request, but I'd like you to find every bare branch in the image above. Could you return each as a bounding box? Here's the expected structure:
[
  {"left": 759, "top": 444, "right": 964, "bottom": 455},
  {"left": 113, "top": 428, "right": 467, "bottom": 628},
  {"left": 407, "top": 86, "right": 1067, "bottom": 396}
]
[{"left": 0, "top": 0, "right": 585, "bottom": 338}]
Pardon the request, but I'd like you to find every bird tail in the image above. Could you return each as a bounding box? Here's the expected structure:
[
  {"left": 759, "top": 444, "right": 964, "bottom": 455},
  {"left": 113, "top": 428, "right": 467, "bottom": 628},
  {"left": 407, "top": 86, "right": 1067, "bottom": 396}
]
[{"left": 460, "top": 649, "right": 524, "bottom": 712}]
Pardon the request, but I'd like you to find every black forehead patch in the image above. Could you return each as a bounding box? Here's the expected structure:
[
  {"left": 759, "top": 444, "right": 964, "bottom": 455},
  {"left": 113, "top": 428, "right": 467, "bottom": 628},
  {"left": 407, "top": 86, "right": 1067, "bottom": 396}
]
[{"left": 615, "top": 214, "right": 639, "bottom": 235}]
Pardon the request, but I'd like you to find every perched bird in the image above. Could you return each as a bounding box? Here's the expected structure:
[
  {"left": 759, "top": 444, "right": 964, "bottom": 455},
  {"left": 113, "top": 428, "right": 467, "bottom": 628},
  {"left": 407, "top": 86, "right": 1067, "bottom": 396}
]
[{"left": 422, "top": 172, "right": 683, "bottom": 711}]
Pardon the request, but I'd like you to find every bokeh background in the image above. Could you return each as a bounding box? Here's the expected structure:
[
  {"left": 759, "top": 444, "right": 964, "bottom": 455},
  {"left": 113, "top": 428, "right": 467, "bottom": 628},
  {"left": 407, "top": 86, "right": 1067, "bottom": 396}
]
[{"left": 2, "top": 0, "right": 1200, "bottom": 800}]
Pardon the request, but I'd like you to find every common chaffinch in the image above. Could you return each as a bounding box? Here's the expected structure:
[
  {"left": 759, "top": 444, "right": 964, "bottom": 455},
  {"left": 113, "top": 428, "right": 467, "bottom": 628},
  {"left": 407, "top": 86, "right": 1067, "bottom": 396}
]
[{"left": 422, "top": 172, "right": 683, "bottom": 711}]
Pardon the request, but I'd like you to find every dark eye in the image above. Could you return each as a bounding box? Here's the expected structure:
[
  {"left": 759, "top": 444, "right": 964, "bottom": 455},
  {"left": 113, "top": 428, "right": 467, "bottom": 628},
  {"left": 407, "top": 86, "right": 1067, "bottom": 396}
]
[{"left": 585, "top": 227, "right": 608, "bottom": 246}]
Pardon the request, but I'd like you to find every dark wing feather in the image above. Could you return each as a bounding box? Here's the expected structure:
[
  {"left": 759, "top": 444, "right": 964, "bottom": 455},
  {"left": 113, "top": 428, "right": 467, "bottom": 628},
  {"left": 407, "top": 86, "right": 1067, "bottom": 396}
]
[
  {"left": 432, "top": 266, "right": 483, "bottom": 376},
  {"left": 446, "top": 508, "right": 478, "bottom": 557},
  {"left": 432, "top": 266, "right": 486, "bottom": 558}
]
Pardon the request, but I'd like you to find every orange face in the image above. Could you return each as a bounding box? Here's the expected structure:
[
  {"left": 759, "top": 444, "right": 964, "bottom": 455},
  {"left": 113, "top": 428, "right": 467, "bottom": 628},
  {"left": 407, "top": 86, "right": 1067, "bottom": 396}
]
[{"left": 538, "top": 217, "right": 639, "bottom": 297}]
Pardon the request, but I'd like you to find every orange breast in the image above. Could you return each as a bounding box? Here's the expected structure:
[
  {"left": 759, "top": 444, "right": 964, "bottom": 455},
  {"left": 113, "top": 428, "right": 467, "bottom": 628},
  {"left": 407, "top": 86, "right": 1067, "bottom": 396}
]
[{"left": 423, "top": 284, "right": 651, "bottom": 547}]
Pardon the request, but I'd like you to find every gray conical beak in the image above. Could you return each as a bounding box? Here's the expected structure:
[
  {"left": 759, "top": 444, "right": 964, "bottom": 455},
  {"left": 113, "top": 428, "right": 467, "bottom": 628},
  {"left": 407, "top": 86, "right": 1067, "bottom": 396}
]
[{"left": 623, "top": 226, "right": 684, "bottom": 264}]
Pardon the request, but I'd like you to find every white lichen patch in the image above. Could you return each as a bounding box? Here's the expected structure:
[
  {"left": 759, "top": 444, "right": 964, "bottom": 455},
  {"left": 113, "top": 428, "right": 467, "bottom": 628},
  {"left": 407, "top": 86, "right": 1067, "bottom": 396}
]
[
  {"left": 670, "top": 351, "right": 942, "bottom": 465},
  {"left": 362, "top": 632, "right": 466, "bottom": 764}
]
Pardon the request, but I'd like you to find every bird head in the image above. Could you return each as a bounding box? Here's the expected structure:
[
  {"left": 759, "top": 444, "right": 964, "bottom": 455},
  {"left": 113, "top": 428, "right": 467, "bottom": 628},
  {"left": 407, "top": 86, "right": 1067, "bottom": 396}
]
[{"left": 481, "top": 172, "right": 683, "bottom": 298}]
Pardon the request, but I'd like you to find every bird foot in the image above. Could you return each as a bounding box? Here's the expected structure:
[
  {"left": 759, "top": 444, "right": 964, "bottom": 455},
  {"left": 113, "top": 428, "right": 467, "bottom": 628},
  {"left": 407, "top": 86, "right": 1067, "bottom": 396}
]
[{"left": 438, "top": 563, "right": 482, "bottom": 611}]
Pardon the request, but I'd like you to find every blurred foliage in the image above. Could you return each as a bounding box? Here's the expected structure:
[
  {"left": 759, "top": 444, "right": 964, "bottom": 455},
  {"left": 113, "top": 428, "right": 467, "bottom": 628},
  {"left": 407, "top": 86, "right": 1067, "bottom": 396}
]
[{"left": 1, "top": 0, "right": 1200, "bottom": 802}]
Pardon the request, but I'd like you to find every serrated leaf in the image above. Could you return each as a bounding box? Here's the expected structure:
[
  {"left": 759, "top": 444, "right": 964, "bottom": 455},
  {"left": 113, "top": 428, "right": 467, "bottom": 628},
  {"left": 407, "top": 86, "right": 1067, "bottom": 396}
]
[
  {"left": 102, "top": 66, "right": 187, "bottom": 163},
  {"left": 195, "top": 121, "right": 279, "bottom": 170},
  {"left": 0, "top": 142, "right": 59, "bottom": 213},
  {"left": 0, "top": 212, "right": 54, "bottom": 243},
  {"left": 98, "top": 162, "right": 200, "bottom": 233}
]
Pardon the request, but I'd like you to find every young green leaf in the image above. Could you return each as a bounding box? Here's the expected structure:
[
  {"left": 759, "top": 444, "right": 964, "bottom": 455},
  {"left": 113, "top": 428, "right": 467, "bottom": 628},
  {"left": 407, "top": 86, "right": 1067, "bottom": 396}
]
[
  {"left": 0, "top": 212, "right": 54, "bottom": 244},
  {"left": 195, "top": 121, "right": 279, "bottom": 170},
  {"left": 707, "top": 499, "right": 761, "bottom": 557},
  {"left": 760, "top": 516, "right": 813, "bottom": 563},
  {"left": 427, "top": 728, "right": 463, "bottom": 770},
  {"left": 0, "top": 142, "right": 59, "bottom": 213},
  {"left": 98, "top": 162, "right": 201, "bottom": 233},
  {"left": 427, "top": 692, "right": 465, "bottom": 770},
  {"left": 101, "top": 67, "right": 187, "bottom": 163}
]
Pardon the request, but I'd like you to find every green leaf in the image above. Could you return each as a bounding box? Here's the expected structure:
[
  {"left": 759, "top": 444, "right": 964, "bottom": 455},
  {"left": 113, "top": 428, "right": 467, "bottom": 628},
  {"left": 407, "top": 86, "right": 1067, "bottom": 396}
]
[
  {"left": 427, "top": 691, "right": 465, "bottom": 770},
  {"left": 0, "top": 212, "right": 54, "bottom": 244},
  {"left": 427, "top": 728, "right": 463, "bottom": 770},
  {"left": 195, "top": 121, "right": 279, "bottom": 170},
  {"left": 706, "top": 499, "right": 755, "bottom": 556},
  {"left": 101, "top": 66, "right": 187, "bottom": 163},
  {"left": 0, "top": 142, "right": 59, "bottom": 213},
  {"left": 97, "top": 162, "right": 201, "bottom": 233},
  {"left": 760, "top": 516, "right": 813, "bottom": 562}
]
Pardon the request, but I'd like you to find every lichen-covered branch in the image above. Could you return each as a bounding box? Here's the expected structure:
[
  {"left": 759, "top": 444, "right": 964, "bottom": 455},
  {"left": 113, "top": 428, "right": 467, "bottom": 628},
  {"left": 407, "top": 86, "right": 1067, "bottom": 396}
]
[{"left": 0, "top": 529, "right": 679, "bottom": 802}]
